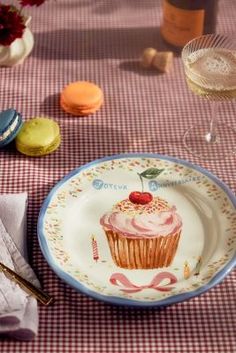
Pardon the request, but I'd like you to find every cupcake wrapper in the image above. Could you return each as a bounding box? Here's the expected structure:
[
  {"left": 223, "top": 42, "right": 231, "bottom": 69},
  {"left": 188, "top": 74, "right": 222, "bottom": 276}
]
[{"left": 104, "top": 229, "right": 181, "bottom": 269}]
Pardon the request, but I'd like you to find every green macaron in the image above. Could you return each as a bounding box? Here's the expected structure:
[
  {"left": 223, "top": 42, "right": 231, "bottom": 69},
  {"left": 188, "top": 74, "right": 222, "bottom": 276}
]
[{"left": 15, "top": 117, "right": 61, "bottom": 156}]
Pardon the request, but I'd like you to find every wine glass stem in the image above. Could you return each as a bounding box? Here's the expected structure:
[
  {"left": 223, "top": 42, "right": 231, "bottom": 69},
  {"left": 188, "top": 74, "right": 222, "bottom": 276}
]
[{"left": 205, "top": 101, "right": 219, "bottom": 143}]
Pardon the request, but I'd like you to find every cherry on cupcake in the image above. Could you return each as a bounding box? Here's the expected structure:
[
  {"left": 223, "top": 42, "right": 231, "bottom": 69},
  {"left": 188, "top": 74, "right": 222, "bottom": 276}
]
[
  {"left": 128, "top": 168, "right": 164, "bottom": 205},
  {"left": 129, "top": 191, "right": 153, "bottom": 205}
]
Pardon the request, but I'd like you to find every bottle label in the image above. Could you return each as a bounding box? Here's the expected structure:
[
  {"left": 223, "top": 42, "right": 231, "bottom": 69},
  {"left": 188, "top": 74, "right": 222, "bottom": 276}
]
[{"left": 161, "top": 0, "right": 205, "bottom": 47}]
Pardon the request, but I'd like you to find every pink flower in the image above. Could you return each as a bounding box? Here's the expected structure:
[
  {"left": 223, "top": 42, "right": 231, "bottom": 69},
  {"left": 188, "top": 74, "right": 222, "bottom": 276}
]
[
  {"left": 0, "top": 5, "right": 25, "bottom": 46},
  {"left": 19, "top": 0, "right": 47, "bottom": 6}
]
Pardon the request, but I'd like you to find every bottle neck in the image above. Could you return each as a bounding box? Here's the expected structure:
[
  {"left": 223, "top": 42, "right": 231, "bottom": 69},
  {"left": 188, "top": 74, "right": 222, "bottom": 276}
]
[
  {"left": 166, "top": 0, "right": 216, "bottom": 11},
  {"left": 161, "top": 0, "right": 219, "bottom": 50}
]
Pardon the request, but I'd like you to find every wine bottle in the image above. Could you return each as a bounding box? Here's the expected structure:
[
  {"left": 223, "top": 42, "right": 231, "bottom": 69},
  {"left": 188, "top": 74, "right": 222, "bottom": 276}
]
[{"left": 161, "top": 0, "right": 219, "bottom": 48}]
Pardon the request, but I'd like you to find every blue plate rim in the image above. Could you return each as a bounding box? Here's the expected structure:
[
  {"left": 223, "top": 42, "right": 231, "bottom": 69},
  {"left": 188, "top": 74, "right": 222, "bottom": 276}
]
[{"left": 37, "top": 153, "right": 236, "bottom": 307}]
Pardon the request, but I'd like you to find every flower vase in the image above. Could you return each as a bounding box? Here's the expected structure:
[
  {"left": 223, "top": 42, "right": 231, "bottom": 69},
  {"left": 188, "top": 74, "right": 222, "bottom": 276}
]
[{"left": 0, "top": 17, "right": 34, "bottom": 67}]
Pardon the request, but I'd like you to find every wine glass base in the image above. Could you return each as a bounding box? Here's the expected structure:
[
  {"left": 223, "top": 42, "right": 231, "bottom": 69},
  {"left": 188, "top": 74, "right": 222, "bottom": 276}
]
[{"left": 183, "top": 122, "right": 236, "bottom": 159}]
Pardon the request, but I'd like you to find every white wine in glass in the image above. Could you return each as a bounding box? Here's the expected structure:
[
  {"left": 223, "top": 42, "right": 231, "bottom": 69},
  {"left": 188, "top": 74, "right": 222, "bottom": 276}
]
[{"left": 182, "top": 34, "right": 236, "bottom": 158}]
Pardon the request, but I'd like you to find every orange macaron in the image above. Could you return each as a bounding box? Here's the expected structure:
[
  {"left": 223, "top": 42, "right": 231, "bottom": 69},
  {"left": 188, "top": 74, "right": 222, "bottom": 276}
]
[{"left": 60, "top": 81, "right": 103, "bottom": 116}]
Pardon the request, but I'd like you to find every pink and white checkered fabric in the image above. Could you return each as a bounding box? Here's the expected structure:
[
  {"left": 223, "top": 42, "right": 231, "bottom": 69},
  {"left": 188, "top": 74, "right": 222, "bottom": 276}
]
[{"left": 0, "top": 0, "right": 235, "bottom": 352}]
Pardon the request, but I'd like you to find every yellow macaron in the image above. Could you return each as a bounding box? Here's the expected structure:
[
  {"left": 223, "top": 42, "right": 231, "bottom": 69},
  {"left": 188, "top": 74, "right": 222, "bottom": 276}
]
[{"left": 15, "top": 117, "right": 61, "bottom": 156}]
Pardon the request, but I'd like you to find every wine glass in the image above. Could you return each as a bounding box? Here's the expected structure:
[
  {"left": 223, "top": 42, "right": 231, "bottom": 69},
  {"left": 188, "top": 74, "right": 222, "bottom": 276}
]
[{"left": 181, "top": 34, "right": 236, "bottom": 159}]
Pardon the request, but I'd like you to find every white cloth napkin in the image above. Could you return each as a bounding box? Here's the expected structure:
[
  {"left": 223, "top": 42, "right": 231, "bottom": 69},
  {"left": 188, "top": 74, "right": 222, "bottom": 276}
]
[{"left": 0, "top": 193, "right": 39, "bottom": 341}]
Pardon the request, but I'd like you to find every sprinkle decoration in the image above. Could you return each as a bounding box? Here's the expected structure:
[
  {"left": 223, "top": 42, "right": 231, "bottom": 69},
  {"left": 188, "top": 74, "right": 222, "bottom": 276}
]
[{"left": 91, "top": 235, "right": 99, "bottom": 262}]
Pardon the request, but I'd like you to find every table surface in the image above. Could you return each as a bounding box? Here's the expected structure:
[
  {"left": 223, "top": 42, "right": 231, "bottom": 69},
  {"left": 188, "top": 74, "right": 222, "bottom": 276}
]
[{"left": 0, "top": 0, "right": 235, "bottom": 352}]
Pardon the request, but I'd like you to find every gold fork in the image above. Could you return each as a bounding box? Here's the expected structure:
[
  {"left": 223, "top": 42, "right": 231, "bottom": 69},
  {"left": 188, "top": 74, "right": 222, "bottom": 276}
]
[{"left": 0, "top": 261, "right": 53, "bottom": 306}]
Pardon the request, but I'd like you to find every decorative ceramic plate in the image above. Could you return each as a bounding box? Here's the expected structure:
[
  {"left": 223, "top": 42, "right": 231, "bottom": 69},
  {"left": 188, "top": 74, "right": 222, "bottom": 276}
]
[{"left": 38, "top": 154, "right": 236, "bottom": 307}]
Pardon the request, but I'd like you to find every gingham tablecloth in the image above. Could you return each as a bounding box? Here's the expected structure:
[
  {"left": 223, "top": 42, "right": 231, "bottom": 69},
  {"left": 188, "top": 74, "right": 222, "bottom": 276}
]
[{"left": 0, "top": 0, "right": 235, "bottom": 352}]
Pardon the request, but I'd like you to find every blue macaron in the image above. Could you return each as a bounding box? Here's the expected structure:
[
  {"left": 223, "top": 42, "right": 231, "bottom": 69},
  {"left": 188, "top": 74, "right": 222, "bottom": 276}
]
[{"left": 0, "top": 109, "right": 23, "bottom": 148}]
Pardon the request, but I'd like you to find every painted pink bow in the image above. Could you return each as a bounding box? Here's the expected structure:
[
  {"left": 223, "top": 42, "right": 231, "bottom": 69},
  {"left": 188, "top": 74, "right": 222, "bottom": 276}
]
[{"left": 110, "top": 272, "right": 177, "bottom": 293}]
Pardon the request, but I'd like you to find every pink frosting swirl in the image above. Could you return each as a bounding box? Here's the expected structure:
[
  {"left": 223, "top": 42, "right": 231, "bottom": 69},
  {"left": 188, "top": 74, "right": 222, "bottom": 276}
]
[{"left": 100, "top": 206, "right": 182, "bottom": 238}]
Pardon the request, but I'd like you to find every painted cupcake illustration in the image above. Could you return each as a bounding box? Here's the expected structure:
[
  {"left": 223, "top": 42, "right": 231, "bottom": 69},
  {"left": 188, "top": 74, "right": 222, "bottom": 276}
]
[{"left": 100, "top": 168, "right": 182, "bottom": 269}]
